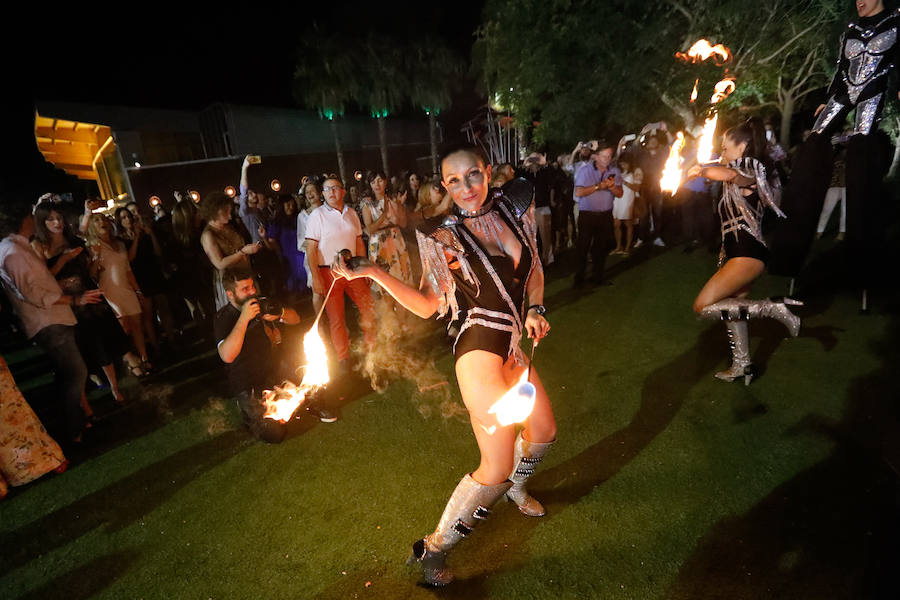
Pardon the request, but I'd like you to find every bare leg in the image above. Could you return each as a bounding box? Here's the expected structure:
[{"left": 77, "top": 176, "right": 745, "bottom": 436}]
[
  {"left": 624, "top": 221, "right": 634, "bottom": 252},
  {"left": 613, "top": 219, "right": 623, "bottom": 253},
  {"left": 455, "top": 350, "right": 517, "bottom": 485},
  {"left": 101, "top": 363, "right": 124, "bottom": 403},
  {"left": 693, "top": 257, "right": 765, "bottom": 314},
  {"left": 121, "top": 315, "right": 149, "bottom": 364}
]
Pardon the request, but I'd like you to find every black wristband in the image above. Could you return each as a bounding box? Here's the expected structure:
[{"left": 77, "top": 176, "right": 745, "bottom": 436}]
[{"left": 527, "top": 304, "right": 546, "bottom": 315}]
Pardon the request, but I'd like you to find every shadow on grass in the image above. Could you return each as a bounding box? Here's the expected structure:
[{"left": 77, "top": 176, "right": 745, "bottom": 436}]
[
  {"left": 664, "top": 266, "right": 900, "bottom": 598},
  {"left": 12, "top": 550, "right": 141, "bottom": 600},
  {"left": 0, "top": 429, "right": 248, "bottom": 574},
  {"left": 309, "top": 321, "right": 728, "bottom": 599}
]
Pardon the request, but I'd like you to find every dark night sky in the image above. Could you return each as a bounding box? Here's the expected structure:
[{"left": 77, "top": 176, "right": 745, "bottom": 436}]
[
  {"left": 27, "top": 4, "right": 485, "bottom": 111},
  {"left": 3, "top": 5, "right": 486, "bottom": 204}
]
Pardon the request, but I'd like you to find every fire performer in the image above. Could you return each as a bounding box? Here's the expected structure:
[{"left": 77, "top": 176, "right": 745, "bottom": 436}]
[
  {"left": 769, "top": 0, "right": 898, "bottom": 291},
  {"left": 332, "top": 146, "right": 556, "bottom": 586},
  {"left": 214, "top": 268, "right": 336, "bottom": 443},
  {"left": 686, "top": 119, "right": 801, "bottom": 385}
]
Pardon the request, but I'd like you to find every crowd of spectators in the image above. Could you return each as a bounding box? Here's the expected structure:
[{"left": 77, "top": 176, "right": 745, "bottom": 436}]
[{"left": 0, "top": 126, "right": 764, "bottom": 469}]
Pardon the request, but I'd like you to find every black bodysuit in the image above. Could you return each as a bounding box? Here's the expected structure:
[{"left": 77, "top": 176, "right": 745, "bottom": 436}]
[{"left": 416, "top": 180, "right": 539, "bottom": 363}]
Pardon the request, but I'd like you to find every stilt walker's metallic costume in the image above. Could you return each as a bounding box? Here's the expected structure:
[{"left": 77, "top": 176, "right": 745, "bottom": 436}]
[
  {"left": 770, "top": 8, "right": 898, "bottom": 281},
  {"left": 699, "top": 158, "right": 801, "bottom": 384},
  {"left": 408, "top": 179, "right": 555, "bottom": 586}
]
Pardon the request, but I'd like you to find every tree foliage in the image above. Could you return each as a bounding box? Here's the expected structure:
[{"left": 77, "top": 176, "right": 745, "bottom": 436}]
[{"left": 475, "top": 0, "right": 851, "bottom": 149}]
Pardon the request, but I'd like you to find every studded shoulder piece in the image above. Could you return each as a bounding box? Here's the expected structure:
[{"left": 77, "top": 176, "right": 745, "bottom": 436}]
[
  {"left": 496, "top": 177, "right": 535, "bottom": 220},
  {"left": 415, "top": 215, "right": 477, "bottom": 320}
]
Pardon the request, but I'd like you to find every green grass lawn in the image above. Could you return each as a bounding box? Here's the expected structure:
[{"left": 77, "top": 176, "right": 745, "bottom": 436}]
[{"left": 1, "top": 238, "right": 898, "bottom": 600}]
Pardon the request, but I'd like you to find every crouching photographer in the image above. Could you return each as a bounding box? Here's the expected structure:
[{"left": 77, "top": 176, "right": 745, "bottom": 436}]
[{"left": 214, "top": 268, "right": 335, "bottom": 444}]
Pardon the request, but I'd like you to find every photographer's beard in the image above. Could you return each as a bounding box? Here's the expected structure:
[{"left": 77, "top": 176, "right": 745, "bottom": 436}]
[{"left": 236, "top": 293, "right": 259, "bottom": 307}]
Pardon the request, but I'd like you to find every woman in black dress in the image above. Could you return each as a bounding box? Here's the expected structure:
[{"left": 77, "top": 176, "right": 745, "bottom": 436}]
[
  {"left": 334, "top": 146, "right": 555, "bottom": 586},
  {"left": 687, "top": 118, "right": 801, "bottom": 385}
]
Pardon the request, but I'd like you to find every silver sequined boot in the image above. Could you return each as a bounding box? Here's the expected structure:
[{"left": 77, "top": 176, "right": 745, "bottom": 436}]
[
  {"left": 699, "top": 297, "right": 802, "bottom": 337},
  {"left": 408, "top": 474, "right": 512, "bottom": 586},
  {"left": 715, "top": 320, "right": 754, "bottom": 385},
  {"left": 506, "top": 432, "right": 554, "bottom": 517}
]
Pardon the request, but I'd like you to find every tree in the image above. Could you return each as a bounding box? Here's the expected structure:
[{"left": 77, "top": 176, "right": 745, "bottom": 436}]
[
  {"left": 881, "top": 102, "right": 900, "bottom": 180},
  {"left": 355, "top": 34, "right": 410, "bottom": 178},
  {"left": 475, "top": 0, "right": 848, "bottom": 149},
  {"left": 293, "top": 31, "right": 360, "bottom": 184},
  {"left": 407, "top": 42, "right": 465, "bottom": 174}
]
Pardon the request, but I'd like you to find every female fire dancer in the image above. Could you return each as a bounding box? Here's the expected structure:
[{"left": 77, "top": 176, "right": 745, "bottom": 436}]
[
  {"left": 333, "top": 145, "right": 556, "bottom": 586},
  {"left": 686, "top": 118, "right": 801, "bottom": 385}
]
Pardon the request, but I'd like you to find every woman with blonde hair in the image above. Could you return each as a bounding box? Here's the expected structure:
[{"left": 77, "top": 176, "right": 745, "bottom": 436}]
[{"left": 86, "top": 213, "right": 151, "bottom": 375}]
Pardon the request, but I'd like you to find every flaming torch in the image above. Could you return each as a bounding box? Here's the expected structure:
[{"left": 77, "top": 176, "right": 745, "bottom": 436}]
[
  {"left": 482, "top": 342, "right": 539, "bottom": 435},
  {"left": 660, "top": 132, "right": 686, "bottom": 195},
  {"left": 262, "top": 278, "right": 338, "bottom": 422},
  {"left": 696, "top": 78, "right": 737, "bottom": 164},
  {"left": 675, "top": 39, "right": 732, "bottom": 65}
]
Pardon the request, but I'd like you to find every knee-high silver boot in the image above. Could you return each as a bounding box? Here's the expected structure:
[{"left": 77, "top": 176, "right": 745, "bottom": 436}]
[
  {"left": 506, "top": 432, "right": 554, "bottom": 517},
  {"left": 699, "top": 297, "right": 802, "bottom": 337},
  {"left": 715, "top": 319, "right": 754, "bottom": 385},
  {"left": 408, "top": 474, "right": 512, "bottom": 587}
]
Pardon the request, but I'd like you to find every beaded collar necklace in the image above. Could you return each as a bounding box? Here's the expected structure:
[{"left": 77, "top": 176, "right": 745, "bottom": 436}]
[{"left": 452, "top": 199, "right": 494, "bottom": 218}]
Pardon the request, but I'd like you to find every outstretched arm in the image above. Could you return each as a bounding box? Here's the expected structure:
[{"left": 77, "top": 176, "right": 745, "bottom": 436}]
[
  {"left": 687, "top": 164, "right": 753, "bottom": 186},
  {"left": 333, "top": 260, "right": 439, "bottom": 319}
]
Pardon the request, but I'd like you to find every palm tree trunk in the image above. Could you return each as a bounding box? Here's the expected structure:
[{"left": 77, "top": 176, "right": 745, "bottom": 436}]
[
  {"left": 330, "top": 119, "right": 347, "bottom": 185},
  {"left": 377, "top": 117, "right": 389, "bottom": 177},
  {"left": 429, "top": 112, "right": 439, "bottom": 175}
]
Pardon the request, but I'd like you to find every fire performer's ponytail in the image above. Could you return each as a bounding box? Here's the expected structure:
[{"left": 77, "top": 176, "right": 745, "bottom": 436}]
[{"left": 725, "top": 117, "right": 772, "bottom": 173}]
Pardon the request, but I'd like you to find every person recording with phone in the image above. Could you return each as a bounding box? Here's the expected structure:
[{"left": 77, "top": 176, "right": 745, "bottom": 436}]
[
  {"left": 573, "top": 143, "right": 623, "bottom": 288},
  {"left": 215, "top": 268, "right": 335, "bottom": 443}
]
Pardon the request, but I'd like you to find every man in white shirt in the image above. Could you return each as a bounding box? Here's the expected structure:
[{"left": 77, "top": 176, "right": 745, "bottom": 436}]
[{"left": 305, "top": 176, "right": 376, "bottom": 370}]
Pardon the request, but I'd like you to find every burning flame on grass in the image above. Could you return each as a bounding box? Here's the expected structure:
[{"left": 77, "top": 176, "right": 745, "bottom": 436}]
[
  {"left": 481, "top": 370, "right": 537, "bottom": 435},
  {"left": 262, "top": 326, "right": 331, "bottom": 422},
  {"left": 690, "top": 78, "right": 699, "bottom": 103},
  {"left": 675, "top": 39, "right": 732, "bottom": 65},
  {"left": 660, "top": 132, "right": 687, "bottom": 194}
]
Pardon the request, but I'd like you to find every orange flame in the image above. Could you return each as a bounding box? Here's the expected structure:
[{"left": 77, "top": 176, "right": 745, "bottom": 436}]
[
  {"left": 262, "top": 326, "right": 331, "bottom": 422},
  {"left": 710, "top": 78, "right": 736, "bottom": 104},
  {"left": 676, "top": 39, "right": 733, "bottom": 65},
  {"left": 696, "top": 114, "right": 719, "bottom": 165},
  {"left": 690, "top": 78, "right": 699, "bottom": 103},
  {"left": 483, "top": 370, "right": 536, "bottom": 434},
  {"left": 660, "top": 132, "right": 686, "bottom": 194}
]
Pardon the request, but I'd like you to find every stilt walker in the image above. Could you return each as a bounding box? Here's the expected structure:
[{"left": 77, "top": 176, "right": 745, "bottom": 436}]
[{"left": 769, "top": 2, "right": 899, "bottom": 309}]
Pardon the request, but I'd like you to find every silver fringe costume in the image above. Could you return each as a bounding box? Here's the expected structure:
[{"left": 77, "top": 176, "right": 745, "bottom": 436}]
[
  {"left": 409, "top": 179, "right": 553, "bottom": 585},
  {"left": 717, "top": 156, "right": 786, "bottom": 267},
  {"left": 415, "top": 180, "right": 540, "bottom": 364}
]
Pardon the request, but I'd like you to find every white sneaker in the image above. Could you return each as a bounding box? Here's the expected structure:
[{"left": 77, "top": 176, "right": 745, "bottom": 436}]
[
  {"left": 653, "top": 237, "right": 666, "bottom": 247},
  {"left": 633, "top": 239, "right": 644, "bottom": 248}
]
